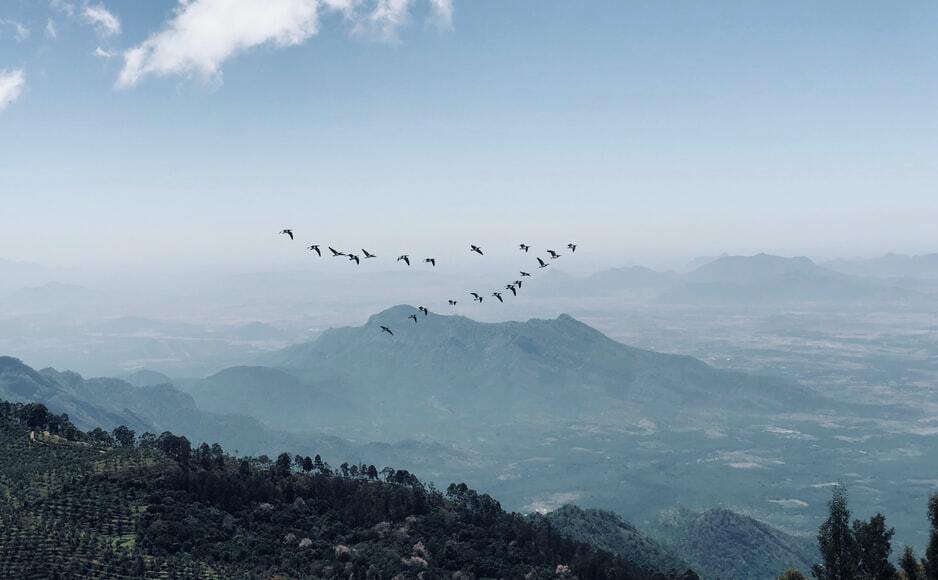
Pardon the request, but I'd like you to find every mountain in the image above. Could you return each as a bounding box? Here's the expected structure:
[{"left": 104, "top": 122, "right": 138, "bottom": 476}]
[
  {"left": 659, "top": 254, "right": 922, "bottom": 305},
  {"left": 0, "top": 356, "right": 351, "bottom": 458},
  {"left": 261, "top": 306, "right": 827, "bottom": 439},
  {"left": 651, "top": 508, "right": 818, "bottom": 580},
  {"left": 0, "top": 399, "right": 689, "bottom": 579},
  {"left": 545, "top": 505, "right": 693, "bottom": 577},
  {"left": 824, "top": 252, "right": 938, "bottom": 280},
  {"left": 124, "top": 368, "right": 174, "bottom": 387},
  {"left": 189, "top": 365, "right": 356, "bottom": 429}
]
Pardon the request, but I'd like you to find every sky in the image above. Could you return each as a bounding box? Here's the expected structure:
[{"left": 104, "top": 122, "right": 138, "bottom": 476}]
[{"left": 1, "top": 0, "right": 937, "bottom": 274}]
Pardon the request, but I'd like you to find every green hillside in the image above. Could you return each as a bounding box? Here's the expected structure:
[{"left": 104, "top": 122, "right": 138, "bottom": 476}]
[{"left": 0, "top": 397, "right": 697, "bottom": 579}]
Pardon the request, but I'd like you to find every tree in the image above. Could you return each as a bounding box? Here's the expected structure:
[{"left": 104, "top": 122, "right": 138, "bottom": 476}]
[
  {"left": 900, "top": 546, "right": 921, "bottom": 580},
  {"left": 138, "top": 432, "right": 156, "bottom": 449},
  {"left": 198, "top": 442, "right": 212, "bottom": 470},
  {"left": 301, "top": 456, "right": 314, "bottom": 473},
  {"left": 367, "top": 465, "right": 378, "bottom": 480},
  {"left": 25, "top": 403, "right": 49, "bottom": 429},
  {"left": 211, "top": 443, "right": 225, "bottom": 469},
  {"left": 275, "top": 452, "right": 292, "bottom": 475},
  {"left": 853, "top": 513, "right": 896, "bottom": 580},
  {"left": 927, "top": 494, "right": 938, "bottom": 580},
  {"left": 813, "top": 486, "right": 859, "bottom": 580},
  {"left": 88, "top": 427, "right": 114, "bottom": 447},
  {"left": 111, "top": 425, "right": 136, "bottom": 448}
]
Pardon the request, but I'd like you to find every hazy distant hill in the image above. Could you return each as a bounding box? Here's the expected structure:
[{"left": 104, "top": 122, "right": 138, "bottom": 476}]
[
  {"left": 260, "top": 306, "right": 825, "bottom": 439},
  {"left": 824, "top": 252, "right": 938, "bottom": 280},
  {"left": 190, "top": 365, "right": 356, "bottom": 429},
  {"left": 3, "top": 281, "right": 107, "bottom": 314},
  {"left": 545, "top": 505, "right": 693, "bottom": 577},
  {"left": 652, "top": 507, "right": 818, "bottom": 580},
  {"left": 124, "top": 368, "right": 174, "bottom": 387},
  {"left": 659, "top": 253, "right": 923, "bottom": 305}
]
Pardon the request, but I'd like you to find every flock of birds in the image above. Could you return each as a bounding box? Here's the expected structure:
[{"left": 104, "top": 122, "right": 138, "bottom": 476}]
[{"left": 278, "top": 228, "right": 576, "bottom": 336}]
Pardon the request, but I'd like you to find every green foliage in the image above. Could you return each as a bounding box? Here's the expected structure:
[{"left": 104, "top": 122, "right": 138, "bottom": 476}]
[
  {"left": 0, "top": 396, "right": 671, "bottom": 579},
  {"left": 901, "top": 545, "right": 922, "bottom": 580},
  {"left": 854, "top": 513, "right": 897, "bottom": 579},
  {"left": 926, "top": 494, "right": 938, "bottom": 580},
  {"left": 813, "top": 486, "right": 859, "bottom": 580}
]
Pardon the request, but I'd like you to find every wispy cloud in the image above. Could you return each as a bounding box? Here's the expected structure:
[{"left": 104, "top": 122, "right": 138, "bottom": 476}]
[
  {"left": 353, "top": 0, "right": 412, "bottom": 43},
  {"left": 94, "top": 46, "right": 117, "bottom": 59},
  {"left": 46, "top": 19, "right": 58, "bottom": 39},
  {"left": 118, "top": 0, "right": 456, "bottom": 89},
  {"left": 0, "top": 69, "right": 26, "bottom": 112},
  {"left": 83, "top": 3, "right": 121, "bottom": 36},
  {"left": 427, "top": 0, "right": 453, "bottom": 30},
  {"left": 50, "top": 0, "right": 76, "bottom": 17},
  {"left": 1, "top": 19, "right": 31, "bottom": 42}
]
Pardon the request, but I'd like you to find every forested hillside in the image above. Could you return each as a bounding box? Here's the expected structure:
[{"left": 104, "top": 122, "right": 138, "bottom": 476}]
[{"left": 0, "top": 397, "right": 698, "bottom": 579}]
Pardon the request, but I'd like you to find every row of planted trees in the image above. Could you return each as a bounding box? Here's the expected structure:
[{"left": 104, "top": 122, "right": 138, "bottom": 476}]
[{"left": 779, "top": 487, "right": 938, "bottom": 580}]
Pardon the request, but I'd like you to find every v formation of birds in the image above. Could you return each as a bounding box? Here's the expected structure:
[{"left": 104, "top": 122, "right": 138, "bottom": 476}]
[{"left": 279, "top": 229, "right": 577, "bottom": 336}]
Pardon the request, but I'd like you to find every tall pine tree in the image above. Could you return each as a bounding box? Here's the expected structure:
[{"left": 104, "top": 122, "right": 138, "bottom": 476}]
[{"left": 812, "top": 486, "right": 859, "bottom": 580}]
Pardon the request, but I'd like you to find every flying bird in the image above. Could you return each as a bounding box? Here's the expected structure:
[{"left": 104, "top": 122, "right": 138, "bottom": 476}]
[
  {"left": 492, "top": 292, "right": 504, "bottom": 303},
  {"left": 408, "top": 314, "right": 418, "bottom": 324},
  {"left": 537, "top": 257, "right": 549, "bottom": 268},
  {"left": 520, "top": 244, "right": 530, "bottom": 252},
  {"left": 419, "top": 306, "right": 429, "bottom": 316},
  {"left": 547, "top": 250, "right": 561, "bottom": 259},
  {"left": 520, "top": 271, "right": 532, "bottom": 277},
  {"left": 514, "top": 280, "right": 524, "bottom": 287},
  {"left": 362, "top": 249, "right": 377, "bottom": 259},
  {"left": 397, "top": 255, "right": 411, "bottom": 266},
  {"left": 329, "top": 247, "right": 345, "bottom": 257},
  {"left": 567, "top": 243, "right": 577, "bottom": 253},
  {"left": 448, "top": 300, "right": 458, "bottom": 306},
  {"left": 424, "top": 258, "right": 436, "bottom": 267},
  {"left": 470, "top": 292, "right": 483, "bottom": 303},
  {"left": 470, "top": 245, "right": 484, "bottom": 255},
  {"left": 348, "top": 254, "right": 360, "bottom": 265},
  {"left": 308, "top": 245, "right": 321, "bottom": 256},
  {"left": 506, "top": 284, "right": 517, "bottom": 296},
  {"left": 279, "top": 229, "right": 294, "bottom": 240},
  {"left": 380, "top": 325, "right": 394, "bottom": 336}
]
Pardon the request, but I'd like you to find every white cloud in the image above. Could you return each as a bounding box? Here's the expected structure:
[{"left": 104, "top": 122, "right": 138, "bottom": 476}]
[
  {"left": 118, "top": 0, "right": 322, "bottom": 88},
  {"left": 94, "top": 46, "right": 117, "bottom": 59},
  {"left": 353, "top": 0, "right": 412, "bottom": 42},
  {"left": 0, "top": 69, "right": 26, "bottom": 112},
  {"left": 118, "top": 0, "right": 455, "bottom": 88},
  {"left": 427, "top": 0, "right": 452, "bottom": 29},
  {"left": 83, "top": 3, "right": 121, "bottom": 36},
  {"left": 46, "top": 19, "right": 58, "bottom": 39}
]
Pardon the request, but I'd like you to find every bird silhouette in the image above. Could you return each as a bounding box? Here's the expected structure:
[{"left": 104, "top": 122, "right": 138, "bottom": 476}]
[
  {"left": 547, "top": 250, "right": 561, "bottom": 259},
  {"left": 424, "top": 258, "right": 436, "bottom": 267},
  {"left": 567, "top": 243, "right": 577, "bottom": 253},
  {"left": 380, "top": 325, "right": 394, "bottom": 336},
  {"left": 514, "top": 279, "right": 524, "bottom": 287},
  {"left": 329, "top": 247, "right": 345, "bottom": 257},
  {"left": 308, "top": 245, "right": 321, "bottom": 256},
  {"left": 419, "top": 306, "right": 429, "bottom": 316},
  {"left": 520, "top": 244, "right": 530, "bottom": 252},
  {"left": 492, "top": 292, "right": 504, "bottom": 303},
  {"left": 408, "top": 314, "right": 418, "bottom": 323},
  {"left": 537, "top": 257, "right": 549, "bottom": 268},
  {"left": 348, "top": 254, "right": 360, "bottom": 265},
  {"left": 397, "top": 255, "right": 411, "bottom": 266},
  {"left": 362, "top": 249, "right": 377, "bottom": 259},
  {"left": 448, "top": 300, "right": 458, "bottom": 306},
  {"left": 470, "top": 292, "right": 483, "bottom": 303},
  {"left": 520, "top": 271, "right": 532, "bottom": 277},
  {"left": 470, "top": 244, "right": 484, "bottom": 255},
  {"left": 280, "top": 229, "right": 294, "bottom": 240},
  {"left": 506, "top": 284, "right": 517, "bottom": 296}
]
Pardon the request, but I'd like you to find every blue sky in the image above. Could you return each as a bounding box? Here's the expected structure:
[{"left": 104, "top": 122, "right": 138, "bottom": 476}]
[{"left": 1, "top": 1, "right": 936, "bottom": 272}]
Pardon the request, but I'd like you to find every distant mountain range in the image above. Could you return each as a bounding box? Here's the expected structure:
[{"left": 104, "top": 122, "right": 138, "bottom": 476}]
[
  {"left": 823, "top": 252, "right": 938, "bottom": 280},
  {"left": 535, "top": 253, "right": 933, "bottom": 305}
]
